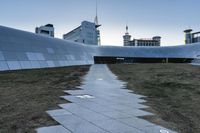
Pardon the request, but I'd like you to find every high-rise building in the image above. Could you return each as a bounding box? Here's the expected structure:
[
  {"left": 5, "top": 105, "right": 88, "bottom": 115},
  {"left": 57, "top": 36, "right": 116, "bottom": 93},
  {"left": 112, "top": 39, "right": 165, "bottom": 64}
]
[
  {"left": 63, "top": 1, "right": 101, "bottom": 46},
  {"left": 63, "top": 21, "right": 101, "bottom": 45},
  {"left": 35, "top": 24, "right": 54, "bottom": 37},
  {"left": 123, "top": 26, "right": 161, "bottom": 46}
]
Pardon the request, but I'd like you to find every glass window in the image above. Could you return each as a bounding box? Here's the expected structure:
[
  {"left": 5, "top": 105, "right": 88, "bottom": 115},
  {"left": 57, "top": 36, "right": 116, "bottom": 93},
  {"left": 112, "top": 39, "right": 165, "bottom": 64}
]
[{"left": 41, "top": 30, "right": 49, "bottom": 34}]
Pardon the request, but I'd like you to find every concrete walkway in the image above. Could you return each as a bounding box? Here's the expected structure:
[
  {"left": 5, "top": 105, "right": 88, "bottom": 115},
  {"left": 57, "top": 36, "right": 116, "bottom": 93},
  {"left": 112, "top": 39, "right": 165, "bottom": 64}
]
[{"left": 36, "top": 64, "right": 177, "bottom": 133}]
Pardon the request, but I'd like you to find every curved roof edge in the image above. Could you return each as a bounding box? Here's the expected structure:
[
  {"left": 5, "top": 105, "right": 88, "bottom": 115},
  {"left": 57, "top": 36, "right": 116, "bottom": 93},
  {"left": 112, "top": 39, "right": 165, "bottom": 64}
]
[{"left": 0, "top": 25, "right": 200, "bottom": 71}]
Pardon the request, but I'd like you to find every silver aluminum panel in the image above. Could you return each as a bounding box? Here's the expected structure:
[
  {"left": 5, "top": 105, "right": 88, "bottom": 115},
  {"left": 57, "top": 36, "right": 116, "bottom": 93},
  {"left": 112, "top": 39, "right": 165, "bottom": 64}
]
[
  {"left": 0, "top": 25, "right": 200, "bottom": 71},
  {"left": 20, "top": 61, "right": 32, "bottom": 69},
  {"left": 39, "top": 61, "right": 48, "bottom": 68},
  {"left": 3, "top": 52, "right": 18, "bottom": 61},
  {"left": 0, "top": 61, "right": 9, "bottom": 70},
  {"left": 47, "top": 61, "right": 55, "bottom": 67},
  {"left": 7, "top": 61, "right": 21, "bottom": 70},
  {"left": 0, "top": 51, "right": 5, "bottom": 60},
  {"left": 30, "top": 61, "right": 41, "bottom": 68}
]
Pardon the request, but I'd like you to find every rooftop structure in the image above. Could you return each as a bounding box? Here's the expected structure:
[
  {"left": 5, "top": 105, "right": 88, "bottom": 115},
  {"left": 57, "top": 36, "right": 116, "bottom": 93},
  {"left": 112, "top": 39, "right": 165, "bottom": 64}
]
[
  {"left": 123, "top": 26, "right": 161, "bottom": 47},
  {"left": 184, "top": 29, "right": 200, "bottom": 44},
  {"left": 123, "top": 26, "right": 131, "bottom": 46},
  {"left": 35, "top": 24, "right": 54, "bottom": 37}
]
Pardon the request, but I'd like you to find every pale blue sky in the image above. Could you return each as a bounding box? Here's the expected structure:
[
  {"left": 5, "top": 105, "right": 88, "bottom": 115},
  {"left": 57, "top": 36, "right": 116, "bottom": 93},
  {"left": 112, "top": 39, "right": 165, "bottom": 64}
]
[{"left": 0, "top": 0, "right": 200, "bottom": 46}]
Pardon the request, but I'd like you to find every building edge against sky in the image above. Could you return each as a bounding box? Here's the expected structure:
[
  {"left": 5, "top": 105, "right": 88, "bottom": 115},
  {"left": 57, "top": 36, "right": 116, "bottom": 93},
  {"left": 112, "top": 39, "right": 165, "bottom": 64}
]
[
  {"left": 1, "top": 25, "right": 200, "bottom": 71},
  {"left": 9, "top": 0, "right": 200, "bottom": 48},
  {"left": 34, "top": 22, "right": 200, "bottom": 47},
  {"left": 123, "top": 26, "right": 161, "bottom": 47},
  {"left": 63, "top": 21, "right": 101, "bottom": 46},
  {"left": 62, "top": 1, "right": 101, "bottom": 46},
  {"left": 184, "top": 29, "right": 200, "bottom": 44}
]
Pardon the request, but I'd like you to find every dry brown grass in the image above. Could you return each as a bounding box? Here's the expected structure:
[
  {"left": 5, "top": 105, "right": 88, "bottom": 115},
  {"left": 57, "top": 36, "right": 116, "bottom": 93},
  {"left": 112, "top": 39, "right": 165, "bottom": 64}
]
[
  {"left": 109, "top": 64, "right": 200, "bottom": 133},
  {"left": 0, "top": 66, "right": 89, "bottom": 133}
]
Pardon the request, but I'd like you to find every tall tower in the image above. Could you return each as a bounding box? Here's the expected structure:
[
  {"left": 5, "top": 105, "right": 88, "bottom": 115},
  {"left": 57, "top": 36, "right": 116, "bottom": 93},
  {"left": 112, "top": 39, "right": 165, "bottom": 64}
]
[
  {"left": 123, "top": 25, "right": 131, "bottom": 46},
  {"left": 94, "top": 0, "right": 101, "bottom": 46}
]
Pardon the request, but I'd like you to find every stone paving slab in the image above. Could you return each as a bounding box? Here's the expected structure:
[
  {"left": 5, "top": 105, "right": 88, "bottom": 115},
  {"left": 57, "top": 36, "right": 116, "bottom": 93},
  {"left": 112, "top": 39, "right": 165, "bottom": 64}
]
[
  {"left": 47, "top": 109, "right": 72, "bottom": 117},
  {"left": 77, "top": 102, "right": 115, "bottom": 112},
  {"left": 36, "top": 65, "right": 178, "bottom": 133},
  {"left": 100, "top": 111, "right": 133, "bottom": 119},
  {"left": 37, "top": 125, "right": 71, "bottom": 133},
  {"left": 59, "top": 103, "right": 110, "bottom": 122},
  {"left": 52, "top": 114, "right": 108, "bottom": 133},
  {"left": 117, "top": 117, "right": 156, "bottom": 130},
  {"left": 91, "top": 119, "right": 144, "bottom": 133},
  {"left": 142, "top": 125, "right": 178, "bottom": 133},
  {"left": 118, "top": 108, "right": 154, "bottom": 116}
]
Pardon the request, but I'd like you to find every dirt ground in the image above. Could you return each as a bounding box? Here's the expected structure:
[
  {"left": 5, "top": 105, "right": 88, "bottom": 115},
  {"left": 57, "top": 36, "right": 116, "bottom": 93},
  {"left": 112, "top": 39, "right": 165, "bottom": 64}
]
[
  {"left": 0, "top": 66, "right": 89, "bottom": 133},
  {"left": 109, "top": 64, "right": 200, "bottom": 133}
]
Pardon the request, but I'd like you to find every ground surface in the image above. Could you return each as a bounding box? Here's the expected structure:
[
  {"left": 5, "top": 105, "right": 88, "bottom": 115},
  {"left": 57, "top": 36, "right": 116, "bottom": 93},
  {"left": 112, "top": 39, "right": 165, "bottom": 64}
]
[
  {"left": 0, "top": 66, "right": 89, "bottom": 133},
  {"left": 38, "top": 64, "right": 176, "bottom": 133},
  {"left": 109, "top": 64, "right": 200, "bottom": 133}
]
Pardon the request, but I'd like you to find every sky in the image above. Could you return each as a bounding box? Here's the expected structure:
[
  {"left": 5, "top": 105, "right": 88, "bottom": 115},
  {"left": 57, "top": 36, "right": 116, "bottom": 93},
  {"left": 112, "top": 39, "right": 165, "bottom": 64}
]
[{"left": 0, "top": 0, "right": 200, "bottom": 46}]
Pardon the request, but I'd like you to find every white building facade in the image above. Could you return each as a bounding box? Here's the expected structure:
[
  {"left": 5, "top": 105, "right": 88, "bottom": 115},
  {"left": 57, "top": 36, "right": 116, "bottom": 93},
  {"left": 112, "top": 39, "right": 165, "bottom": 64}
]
[
  {"left": 63, "top": 21, "right": 101, "bottom": 45},
  {"left": 123, "top": 26, "right": 161, "bottom": 46}
]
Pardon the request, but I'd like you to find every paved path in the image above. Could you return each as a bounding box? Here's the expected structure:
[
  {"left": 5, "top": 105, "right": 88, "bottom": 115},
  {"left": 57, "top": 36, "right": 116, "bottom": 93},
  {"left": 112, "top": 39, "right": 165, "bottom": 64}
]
[{"left": 37, "top": 64, "right": 177, "bottom": 133}]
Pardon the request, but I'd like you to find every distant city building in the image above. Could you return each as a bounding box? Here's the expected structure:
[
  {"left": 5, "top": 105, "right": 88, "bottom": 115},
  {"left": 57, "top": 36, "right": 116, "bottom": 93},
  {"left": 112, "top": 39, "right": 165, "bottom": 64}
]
[
  {"left": 123, "top": 26, "right": 132, "bottom": 46},
  {"left": 63, "top": 21, "right": 101, "bottom": 46},
  {"left": 184, "top": 29, "right": 200, "bottom": 44},
  {"left": 123, "top": 26, "right": 161, "bottom": 46},
  {"left": 35, "top": 24, "right": 54, "bottom": 37},
  {"left": 63, "top": 2, "right": 101, "bottom": 46}
]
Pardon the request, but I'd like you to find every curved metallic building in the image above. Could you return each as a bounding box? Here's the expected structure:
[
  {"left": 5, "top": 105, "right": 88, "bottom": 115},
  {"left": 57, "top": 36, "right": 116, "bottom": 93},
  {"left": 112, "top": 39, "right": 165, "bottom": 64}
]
[{"left": 0, "top": 25, "right": 200, "bottom": 71}]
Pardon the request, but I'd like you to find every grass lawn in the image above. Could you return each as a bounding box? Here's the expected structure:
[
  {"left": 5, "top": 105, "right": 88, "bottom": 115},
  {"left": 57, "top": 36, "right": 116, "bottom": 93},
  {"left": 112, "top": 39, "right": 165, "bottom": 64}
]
[
  {"left": 109, "top": 64, "right": 200, "bottom": 133},
  {"left": 0, "top": 66, "right": 89, "bottom": 133}
]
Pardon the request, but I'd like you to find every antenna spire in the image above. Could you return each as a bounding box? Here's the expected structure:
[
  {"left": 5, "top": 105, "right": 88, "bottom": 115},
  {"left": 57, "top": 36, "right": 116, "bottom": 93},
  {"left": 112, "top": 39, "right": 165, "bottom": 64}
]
[
  {"left": 94, "top": 0, "right": 99, "bottom": 25},
  {"left": 126, "top": 25, "right": 129, "bottom": 34},
  {"left": 94, "top": 0, "right": 101, "bottom": 46}
]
